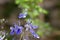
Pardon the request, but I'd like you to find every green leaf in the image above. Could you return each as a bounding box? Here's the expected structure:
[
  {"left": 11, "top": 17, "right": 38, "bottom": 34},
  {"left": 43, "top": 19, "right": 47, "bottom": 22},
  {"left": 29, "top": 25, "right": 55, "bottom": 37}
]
[
  {"left": 32, "top": 10, "right": 39, "bottom": 17},
  {"left": 32, "top": 19, "right": 41, "bottom": 26},
  {"left": 38, "top": 8, "right": 43, "bottom": 13},
  {"left": 38, "top": 7, "right": 48, "bottom": 14},
  {"left": 24, "top": 0, "right": 29, "bottom": 1},
  {"left": 43, "top": 10, "right": 48, "bottom": 14},
  {"left": 23, "top": 4, "right": 30, "bottom": 9},
  {"left": 39, "top": 0, "right": 43, "bottom": 2},
  {"left": 15, "top": 0, "right": 20, "bottom": 4}
]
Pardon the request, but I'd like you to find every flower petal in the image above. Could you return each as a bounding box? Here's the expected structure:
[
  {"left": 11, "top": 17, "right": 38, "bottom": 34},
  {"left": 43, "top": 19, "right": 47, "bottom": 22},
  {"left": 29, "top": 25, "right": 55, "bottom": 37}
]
[
  {"left": 30, "top": 28, "right": 39, "bottom": 38},
  {"left": 10, "top": 27, "right": 14, "bottom": 30},
  {"left": 14, "top": 24, "right": 19, "bottom": 28},
  {"left": 18, "top": 13, "right": 27, "bottom": 18},
  {"left": 10, "top": 30, "right": 14, "bottom": 35},
  {"left": 32, "top": 25, "right": 38, "bottom": 29},
  {"left": 14, "top": 24, "right": 19, "bottom": 32},
  {"left": 15, "top": 26, "right": 23, "bottom": 35},
  {"left": 29, "top": 24, "right": 38, "bottom": 29},
  {"left": 15, "top": 29, "right": 21, "bottom": 35},
  {"left": 10, "top": 26, "right": 15, "bottom": 35}
]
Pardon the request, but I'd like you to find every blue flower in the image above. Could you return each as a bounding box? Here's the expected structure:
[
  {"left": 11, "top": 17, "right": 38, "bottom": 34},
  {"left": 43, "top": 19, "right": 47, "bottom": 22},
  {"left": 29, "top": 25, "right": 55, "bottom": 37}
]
[
  {"left": 15, "top": 26, "right": 23, "bottom": 35},
  {"left": 24, "top": 23, "right": 39, "bottom": 38},
  {"left": 18, "top": 13, "right": 27, "bottom": 18},
  {"left": 24, "top": 20, "right": 39, "bottom": 38},
  {"left": 10, "top": 30, "right": 15, "bottom": 35},
  {"left": 30, "top": 28, "right": 39, "bottom": 38},
  {"left": 10, "top": 20, "right": 39, "bottom": 38},
  {"left": 29, "top": 24, "right": 38, "bottom": 29},
  {"left": 26, "top": 19, "right": 38, "bottom": 29},
  {"left": 10, "top": 24, "right": 23, "bottom": 35},
  {"left": 10, "top": 27, "right": 15, "bottom": 35}
]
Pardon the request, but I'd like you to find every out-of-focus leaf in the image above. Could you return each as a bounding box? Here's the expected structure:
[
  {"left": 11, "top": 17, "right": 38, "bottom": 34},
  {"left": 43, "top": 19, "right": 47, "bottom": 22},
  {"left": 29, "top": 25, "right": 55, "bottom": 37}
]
[
  {"left": 38, "top": 7, "right": 48, "bottom": 14},
  {"left": 32, "top": 10, "right": 39, "bottom": 17},
  {"left": 39, "top": 0, "right": 43, "bottom": 2},
  {"left": 24, "top": 0, "right": 29, "bottom": 1},
  {"left": 43, "top": 10, "right": 48, "bottom": 14},
  {"left": 19, "top": 3, "right": 29, "bottom": 9},
  {"left": 16, "top": 0, "right": 20, "bottom": 4}
]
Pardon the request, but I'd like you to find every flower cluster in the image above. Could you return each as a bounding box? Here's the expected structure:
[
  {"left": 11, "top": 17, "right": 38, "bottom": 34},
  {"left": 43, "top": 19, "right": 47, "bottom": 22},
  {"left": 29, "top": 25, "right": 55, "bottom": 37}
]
[
  {"left": 25, "top": 19, "right": 38, "bottom": 30},
  {"left": 10, "top": 24, "right": 23, "bottom": 35},
  {"left": 10, "top": 13, "right": 40, "bottom": 38},
  {"left": 25, "top": 21, "right": 39, "bottom": 38}
]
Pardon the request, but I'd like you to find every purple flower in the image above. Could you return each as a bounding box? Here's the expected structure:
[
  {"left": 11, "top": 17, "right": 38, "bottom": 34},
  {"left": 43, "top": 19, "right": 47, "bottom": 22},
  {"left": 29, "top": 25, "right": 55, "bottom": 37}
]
[
  {"left": 10, "top": 27, "right": 15, "bottom": 35},
  {"left": 18, "top": 13, "right": 27, "bottom": 18},
  {"left": 10, "top": 24, "right": 23, "bottom": 35},
  {"left": 24, "top": 20, "right": 39, "bottom": 38},
  {"left": 30, "top": 28, "right": 39, "bottom": 38},
  {"left": 26, "top": 20, "right": 38, "bottom": 29},
  {"left": 29, "top": 24, "right": 38, "bottom": 29},
  {"left": 25, "top": 21, "right": 39, "bottom": 38},
  {"left": 10, "top": 30, "right": 14, "bottom": 35},
  {"left": 10, "top": 19, "right": 39, "bottom": 39},
  {"left": 15, "top": 26, "right": 23, "bottom": 35}
]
